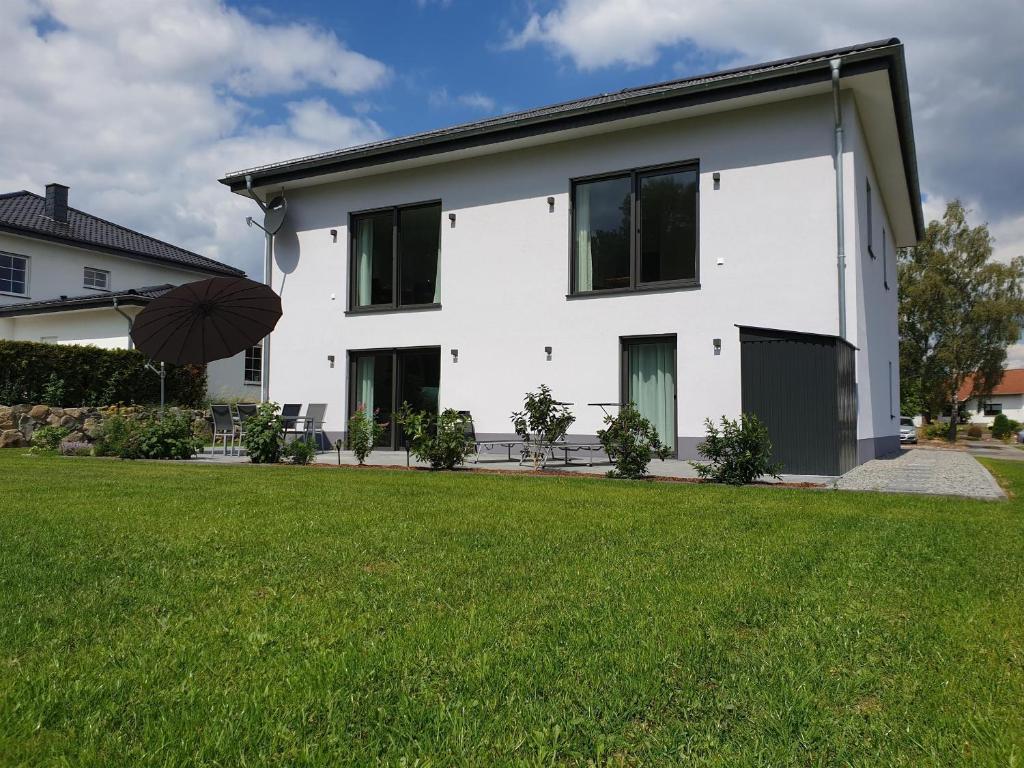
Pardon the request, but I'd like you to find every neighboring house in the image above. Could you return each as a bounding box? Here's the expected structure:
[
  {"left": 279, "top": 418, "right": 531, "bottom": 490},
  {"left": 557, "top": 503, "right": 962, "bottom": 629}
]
[
  {"left": 221, "top": 39, "right": 922, "bottom": 475},
  {"left": 958, "top": 369, "right": 1024, "bottom": 425},
  {"left": 0, "top": 184, "right": 258, "bottom": 400}
]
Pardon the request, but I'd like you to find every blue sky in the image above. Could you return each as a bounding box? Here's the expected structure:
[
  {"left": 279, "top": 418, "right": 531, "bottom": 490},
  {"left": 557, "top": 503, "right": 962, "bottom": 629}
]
[{"left": 2, "top": 0, "right": 1022, "bottom": 281}]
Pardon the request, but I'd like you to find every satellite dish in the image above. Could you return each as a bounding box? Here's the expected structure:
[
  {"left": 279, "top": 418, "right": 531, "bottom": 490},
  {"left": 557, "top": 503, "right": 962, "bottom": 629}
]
[{"left": 263, "top": 195, "right": 288, "bottom": 235}]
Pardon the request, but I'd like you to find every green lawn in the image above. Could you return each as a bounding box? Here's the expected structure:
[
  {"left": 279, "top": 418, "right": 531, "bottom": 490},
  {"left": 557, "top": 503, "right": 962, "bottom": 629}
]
[{"left": 1, "top": 452, "right": 1022, "bottom": 766}]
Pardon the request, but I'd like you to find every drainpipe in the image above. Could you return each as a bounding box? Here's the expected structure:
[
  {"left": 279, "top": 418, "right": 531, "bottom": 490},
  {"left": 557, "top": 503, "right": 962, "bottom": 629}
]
[
  {"left": 112, "top": 296, "right": 134, "bottom": 349},
  {"left": 830, "top": 57, "right": 847, "bottom": 340},
  {"left": 246, "top": 174, "right": 272, "bottom": 404},
  {"left": 114, "top": 296, "right": 164, "bottom": 411}
]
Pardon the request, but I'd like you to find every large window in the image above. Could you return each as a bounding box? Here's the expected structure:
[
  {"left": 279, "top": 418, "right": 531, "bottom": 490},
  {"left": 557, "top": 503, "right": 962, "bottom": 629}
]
[
  {"left": 0, "top": 252, "right": 28, "bottom": 295},
  {"left": 244, "top": 344, "right": 262, "bottom": 384},
  {"left": 351, "top": 202, "right": 441, "bottom": 310},
  {"left": 572, "top": 162, "right": 698, "bottom": 295},
  {"left": 349, "top": 347, "right": 440, "bottom": 449},
  {"left": 83, "top": 266, "right": 109, "bottom": 290}
]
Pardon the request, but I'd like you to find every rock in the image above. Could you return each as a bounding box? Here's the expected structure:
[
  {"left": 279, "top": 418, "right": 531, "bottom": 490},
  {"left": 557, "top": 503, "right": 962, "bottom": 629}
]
[
  {"left": 82, "top": 418, "right": 103, "bottom": 438},
  {"left": 28, "top": 405, "right": 50, "bottom": 420},
  {"left": 0, "top": 406, "right": 13, "bottom": 431},
  {"left": 63, "top": 408, "right": 82, "bottom": 419},
  {"left": 0, "top": 429, "right": 27, "bottom": 449},
  {"left": 59, "top": 415, "right": 78, "bottom": 428},
  {"left": 65, "top": 430, "right": 86, "bottom": 443},
  {"left": 47, "top": 414, "right": 63, "bottom": 426}
]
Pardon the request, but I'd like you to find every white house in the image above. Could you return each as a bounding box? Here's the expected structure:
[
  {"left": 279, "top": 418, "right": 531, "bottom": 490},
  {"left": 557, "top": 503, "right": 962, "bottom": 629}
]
[
  {"left": 0, "top": 184, "right": 258, "bottom": 400},
  {"left": 221, "top": 39, "right": 922, "bottom": 476},
  {"left": 959, "top": 370, "right": 1024, "bottom": 425}
]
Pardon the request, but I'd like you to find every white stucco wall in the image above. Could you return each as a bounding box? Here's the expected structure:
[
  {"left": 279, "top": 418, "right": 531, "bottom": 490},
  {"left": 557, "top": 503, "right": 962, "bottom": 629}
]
[
  {"left": 265, "top": 91, "right": 902, "bottom": 463},
  {"left": 963, "top": 394, "right": 1024, "bottom": 425},
  {"left": 0, "top": 232, "right": 214, "bottom": 306}
]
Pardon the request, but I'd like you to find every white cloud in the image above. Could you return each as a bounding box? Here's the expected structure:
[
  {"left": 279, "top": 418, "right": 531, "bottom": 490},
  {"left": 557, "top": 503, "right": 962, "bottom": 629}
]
[
  {"left": 506, "top": 0, "right": 1024, "bottom": 253},
  {"left": 428, "top": 87, "right": 497, "bottom": 112},
  {"left": 0, "top": 0, "right": 391, "bottom": 277}
]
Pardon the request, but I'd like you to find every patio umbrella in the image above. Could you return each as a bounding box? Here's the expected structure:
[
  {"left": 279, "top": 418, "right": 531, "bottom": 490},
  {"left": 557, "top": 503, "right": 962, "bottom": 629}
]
[{"left": 130, "top": 277, "right": 282, "bottom": 365}]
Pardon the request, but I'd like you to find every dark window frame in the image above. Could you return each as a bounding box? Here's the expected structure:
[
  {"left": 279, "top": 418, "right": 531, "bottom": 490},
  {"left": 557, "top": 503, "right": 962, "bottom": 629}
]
[
  {"left": 569, "top": 160, "right": 700, "bottom": 297},
  {"left": 244, "top": 344, "right": 262, "bottom": 385},
  {"left": 983, "top": 402, "right": 1003, "bottom": 417},
  {"left": 882, "top": 226, "right": 889, "bottom": 290},
  {"left": 619, "top": 333, "right": 678, "bottom": 457},
  {"left": 0, "top": 251, "right": 29, "bottom": 296},
  {"left": 347, "top": 200, "right": 442, "bottom": 314},
  {"left": 347, "top": 345, "right": 442, "bottom": 449},
  {"left": 866, "top": 178, "right": 875, "bottom": 259}
]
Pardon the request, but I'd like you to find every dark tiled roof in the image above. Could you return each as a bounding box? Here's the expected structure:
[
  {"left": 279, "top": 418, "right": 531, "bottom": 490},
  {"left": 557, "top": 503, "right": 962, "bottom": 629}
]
[
  {"left": 0, "top": 284, "right": 173, "bottom": 317},
  {"left": 0, "top": 191, "right": 244, "bottom": 277},
  {"left": 222, "top": 38, "right": 906, "bottom": 184}
]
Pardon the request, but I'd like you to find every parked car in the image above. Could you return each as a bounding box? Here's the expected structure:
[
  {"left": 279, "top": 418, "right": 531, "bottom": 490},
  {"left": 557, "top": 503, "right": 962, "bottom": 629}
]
[{"left": 899, "top": 416, "right": 918, "bottom": 444}]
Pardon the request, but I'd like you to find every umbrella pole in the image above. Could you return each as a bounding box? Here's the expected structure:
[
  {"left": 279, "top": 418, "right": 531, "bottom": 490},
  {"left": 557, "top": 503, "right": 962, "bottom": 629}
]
[{"left": 145, "top": 360, "right": 166, "bottom": 414}]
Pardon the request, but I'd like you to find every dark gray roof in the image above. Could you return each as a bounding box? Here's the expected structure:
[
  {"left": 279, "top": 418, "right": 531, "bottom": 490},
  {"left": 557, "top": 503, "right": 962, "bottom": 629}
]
[
  {"left": 0, "top": 191, "right": 244, "bottom": 277},
  {"left": 0, "top": 284, "right": 173, "bottom": 318},
  {"left": 220, "top": 38, "right": 921, "bottom": 238}
]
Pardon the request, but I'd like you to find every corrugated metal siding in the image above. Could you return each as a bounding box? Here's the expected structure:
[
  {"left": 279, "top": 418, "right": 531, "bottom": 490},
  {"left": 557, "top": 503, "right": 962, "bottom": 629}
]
[{"left": 740, "top": 327, "right": 856, "bottom": 476}]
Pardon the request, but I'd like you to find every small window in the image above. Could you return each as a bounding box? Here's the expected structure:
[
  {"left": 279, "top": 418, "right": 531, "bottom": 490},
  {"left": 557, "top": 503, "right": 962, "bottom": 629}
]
[
  {"left": 244, "top": 344, "right": 262, "bottom": 384},
  {"left": 572, "top": 162, "right": 699, "bottom": 295},
  {"left": 0, "top": 252, "right": 28, "bottom": 295},
  {"left": 882, "top": 227, "right": 889, "bottom": 291},
  {"left": 83, "top": 266, "right": 109, "bottom": 290},
  {"left": 866, "top": 179, "right": 874, "bottom": 258},
  {"left": 984, "top": 403, "right": 1003, "bottom": 416},
  {"left": 351, "top": 202, "right": 441, "bottom": 310}
]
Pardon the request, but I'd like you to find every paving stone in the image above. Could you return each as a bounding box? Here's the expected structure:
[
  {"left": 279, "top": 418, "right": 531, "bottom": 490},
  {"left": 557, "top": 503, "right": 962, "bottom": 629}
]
[{"left": 834, "top": 448, "right": 1005, "bottom": 500}]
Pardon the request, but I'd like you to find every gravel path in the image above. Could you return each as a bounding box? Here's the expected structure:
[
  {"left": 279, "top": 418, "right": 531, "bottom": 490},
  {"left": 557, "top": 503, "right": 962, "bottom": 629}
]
[{"left": 834, "top": 448, "right": 1005, "bottom": 500}]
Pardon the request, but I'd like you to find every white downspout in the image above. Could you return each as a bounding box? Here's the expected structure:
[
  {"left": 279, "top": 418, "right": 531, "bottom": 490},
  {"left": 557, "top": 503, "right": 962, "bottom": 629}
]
[
  {"left": 246, "top": 174, "right": 272, "bottom": 404},
  {"left": 830, "top": 57, "right": 847, "bottom": 340}
]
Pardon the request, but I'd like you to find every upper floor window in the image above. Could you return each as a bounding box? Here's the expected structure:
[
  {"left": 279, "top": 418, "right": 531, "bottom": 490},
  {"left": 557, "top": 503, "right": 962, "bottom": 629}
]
[
  {"left": 572, "top": 162, "right": 698, "bottom": 295},
  {"left": 0, "top": 252, "right": 28, "bottom": 295},
  {"left": 83, "top": 266, "right": 110, "bottom": 291},
  {"left": 244, "top": 344, "right": 262, "bottom": 384},
  {"left": 866, "top": 178, "right": 875, "bottom": 258},
  {"left": 350, "top": 201, "right": 441, "bottom": 311}
]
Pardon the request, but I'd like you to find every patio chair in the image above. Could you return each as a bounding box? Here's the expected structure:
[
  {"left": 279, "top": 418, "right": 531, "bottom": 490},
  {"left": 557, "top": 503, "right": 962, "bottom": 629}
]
[
  {"left": 234, "top": 403, "right": 258, "bottom": 454},
  {"left": 281, "top": 403, "right": 302, "bottom": 441},
  {"left": 300, "top": 403, "right": 328, "bottom": 450},
  {"left": 210, "top": 404, "right": 235, "bottom": 455},
  {"left": 458, "top": 410, "right": 524, "bottom": 462}
]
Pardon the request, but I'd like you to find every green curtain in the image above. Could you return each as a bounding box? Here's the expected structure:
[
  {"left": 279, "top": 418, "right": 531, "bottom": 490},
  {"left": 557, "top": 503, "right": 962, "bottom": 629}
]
[
  {"left": 433, "top": 239, "right": 441, "bottom": 304},
  {"left": 356, "top": 355, "right": 374, "bottom": 413},
  {"left": 575, "top": 185, "right": 593, "bottom": 291},
  {"left": 356, "top": 219, "right": 373, "bottom": 307},
  {"left": 629, "top": 342, "right": 675, "bottom": 449}
]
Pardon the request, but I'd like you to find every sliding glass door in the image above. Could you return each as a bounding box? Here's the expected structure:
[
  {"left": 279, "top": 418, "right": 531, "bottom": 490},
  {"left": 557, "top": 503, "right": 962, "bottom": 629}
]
[
  {"left": 622, "top": 337, "right": 677, "bottom": 455},
  {"left": 349, "top": 347, "right": 441, "bottom": 449}
]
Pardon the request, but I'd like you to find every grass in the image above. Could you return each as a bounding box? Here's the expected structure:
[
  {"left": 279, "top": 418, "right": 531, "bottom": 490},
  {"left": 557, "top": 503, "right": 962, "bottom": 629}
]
[{"left": 1, "top": 452, "right": 1022, "bottom": 766}]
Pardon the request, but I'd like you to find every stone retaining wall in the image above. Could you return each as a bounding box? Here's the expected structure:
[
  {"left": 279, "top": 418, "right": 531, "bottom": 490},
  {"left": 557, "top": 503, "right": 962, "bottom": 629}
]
[{"left": 0, "top": 404, "right": 209, "bottom": 448}]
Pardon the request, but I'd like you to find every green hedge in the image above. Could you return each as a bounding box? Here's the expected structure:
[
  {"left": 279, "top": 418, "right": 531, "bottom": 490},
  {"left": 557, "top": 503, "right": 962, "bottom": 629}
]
[{"left": 0, "top": 340, "right": 206, "bottom": 407}]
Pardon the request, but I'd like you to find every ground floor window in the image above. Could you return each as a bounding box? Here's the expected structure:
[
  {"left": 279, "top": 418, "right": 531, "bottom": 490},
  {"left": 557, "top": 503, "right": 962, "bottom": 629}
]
[
  {"left": 984, "top": 402, "right": 1003, "bottom": 416},
  {"left": 244, "top": 344, "right": 262, "bottom": 384},
  {"left": 621, "top": 336, "right": 676, "bottom": 454},
  {"left": 349, "top": 346, "right": 440, "bottom": 449}
]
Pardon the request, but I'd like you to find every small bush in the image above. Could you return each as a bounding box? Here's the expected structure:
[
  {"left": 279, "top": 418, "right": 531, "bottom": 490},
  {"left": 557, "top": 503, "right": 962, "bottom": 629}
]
[
  {"left": 283, "top": 438, "right": 317, "bottom": 465},
  {"left": 693, "top": 414, "right": 782, "bottom": 486},
  {"left": 966, "top": 424, "right": 984, "bottom": 439},
  {"left": 93, "top": 412, "right": 200, "bottom": 460},
  {"left": 30, "top": 425, "right": 71, "bottom": 454},
  {"left": 990, "top": 413, "right": 1022, "bottom": 440},
  {"left": 94, "top": 415, "right": 134, "bottom": 457},
  {"left": 597, "top": 402, "right": 670, "bottom": 479},
  {"left": 242, "top": 403, "right": 284, "bottom": 464},
  {"left": 348, "top": 405, "right": 386, "bottom": 465},
  {"left": 511, "top": 385, "right": 575, "bottom": 468},
  {"left": 40, "top": 373, "right": 66, "bottom": 406},
  {"left": 922, "top": 422, "right": 951, "bottom": 440},
  {"left": 395, "top": 405, "right": 474, "bottom": 470}
]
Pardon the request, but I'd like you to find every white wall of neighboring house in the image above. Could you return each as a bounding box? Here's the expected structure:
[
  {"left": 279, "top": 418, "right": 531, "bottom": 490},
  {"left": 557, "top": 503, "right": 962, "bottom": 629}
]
[
  {"left": 0, "top": 232, "right": 256, "bottom": 400},
  {"left": 264, "top": 91, "right": 901, "bottom": 464},
  {"left": 962, "top": 394, "right": 1024, "bottom": 425}
]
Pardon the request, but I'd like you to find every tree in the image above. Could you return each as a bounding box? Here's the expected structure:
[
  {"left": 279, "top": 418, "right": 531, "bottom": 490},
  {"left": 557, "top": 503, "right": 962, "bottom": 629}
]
[{"left": 899, "top": 200, "right": 1024, "bottom": 440}]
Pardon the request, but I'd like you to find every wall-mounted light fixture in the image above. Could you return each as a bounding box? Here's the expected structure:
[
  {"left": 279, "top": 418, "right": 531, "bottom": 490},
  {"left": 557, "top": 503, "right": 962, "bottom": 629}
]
[
  {"left": 451, "top": 348, "right": 459, "bottom": 363},
  {"left": 712, "top": 338, "right": 721, "bottom": 356},
  {"left": 327, "top": 354, "right": 335, "bottom": 368},
  {"left": 330, "top": 228, "right": 338, "bottom": 243},
  {"left": 547, "top": 196, "right": 555, "bottom": 212},
  {"left": 712, "top": 171, "right": 721, "bottom": 190},
  {"left": 544, "top": 345, "right": 553, "bottom": 361},
  {"left": 448, "top": 212, "right": 456, "bottom": 228}
]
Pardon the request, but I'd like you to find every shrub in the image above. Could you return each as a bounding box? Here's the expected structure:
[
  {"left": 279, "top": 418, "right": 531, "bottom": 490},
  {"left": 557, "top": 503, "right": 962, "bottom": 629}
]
[
  {"left": 394, "top": 405, "right": 474, "bottom": 470},
  {"left": 242, "top": 403, "right": 284, "bottom": 464},
  {"left": 30, "top": 425, "right": 71, "bottom": 454},
  {"left": 966, "top": 424, "right": 984, "bottom": 439},
  {"left": 990, "top": 413, "right": 1022, "bottom": 440},
  {"left": 922, "top": 421, "right": 950, "bottom": 440},
  {"left": 0, "top": 340, "right": 205, "bottom": 406},
  {"left": 94, "top": 415, "right": 135, "bottom": 457},
  {"left": 693, "top": 414, "right": 782, "bottom": 486},
  {"left": 348, "top": 405, "right": 385, "bottom": 465},
  {"left": 597, "top": 402, "right": 671, "bottom": 479},
  {"left": 93, "top": 412, "right": 200, "bottom": 460},
  {"left": 511, "top": 385, "right": 575, "bottom": 468},
  {"left": 283, "top": 438, "right": 317, "bottom": 465}
]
